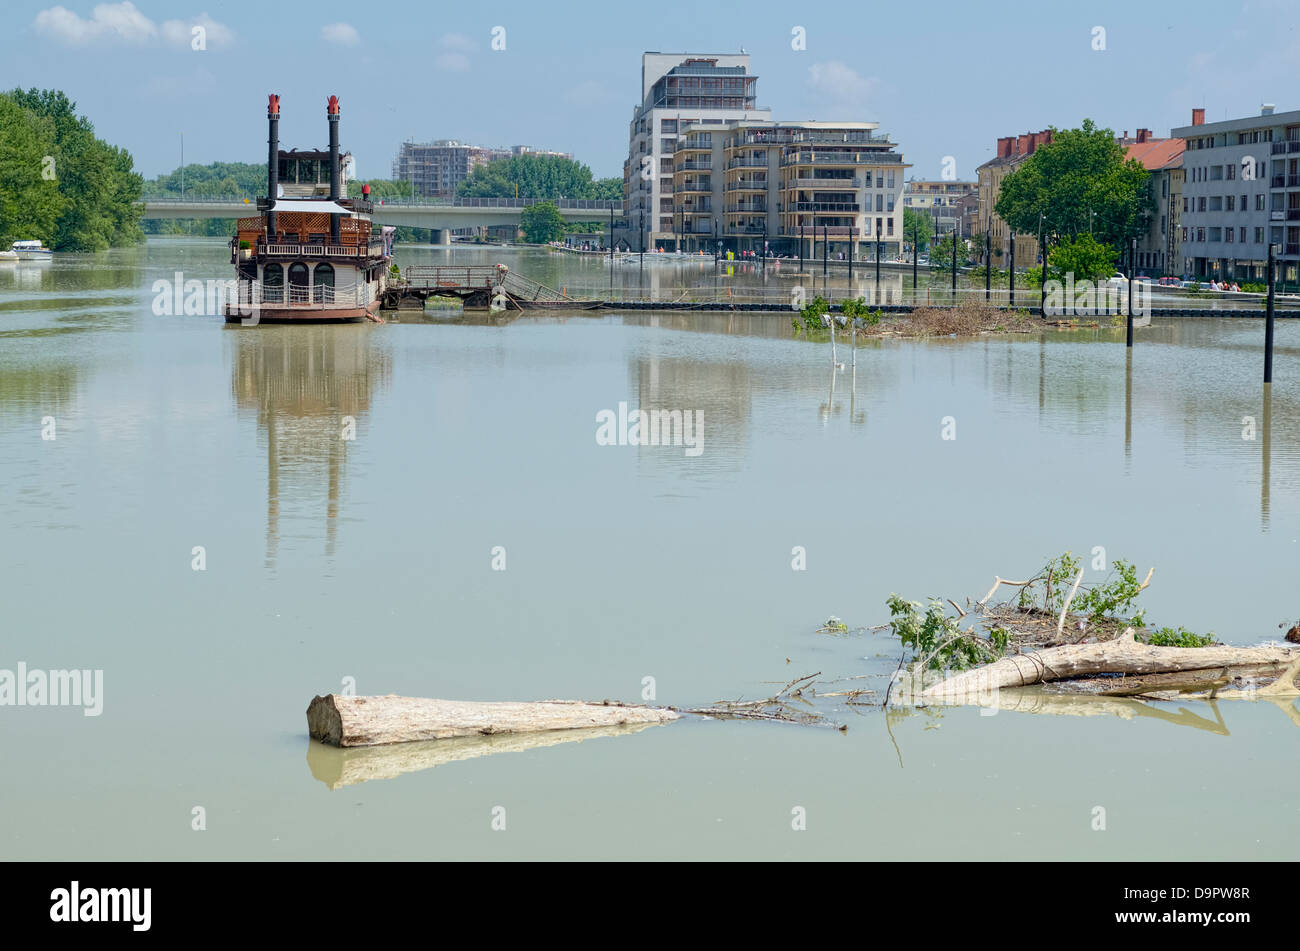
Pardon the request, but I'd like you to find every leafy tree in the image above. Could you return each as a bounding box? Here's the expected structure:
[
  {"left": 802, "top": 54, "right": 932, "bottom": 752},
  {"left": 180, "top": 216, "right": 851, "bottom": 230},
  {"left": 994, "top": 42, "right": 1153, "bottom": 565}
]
[
  {"left": 347, "top": 178, "right": 413, "bottom": 200},
  {"left": 928, "top": 232, "right": 975, "bottom": 270},
  {"left": 995, "top": 119, "right": 1152, "bottom": 257},
  {"left": 1047, "top": 233, "right": 1118, "bottom": 283},
  {"left": 902, "top": 207, "right": 932, "bottom": 252},
  {"left": 0, "top": 96, "right": 65, "bottom": 247},
  {"left": 458, "top": 154, "right": 611, "bottom": 200},
  {"left": 519, "top": 201, "right": 565, "bottom": 243},
  {"left": 3, "top": 88, "right": 143, "bottom": 250}
]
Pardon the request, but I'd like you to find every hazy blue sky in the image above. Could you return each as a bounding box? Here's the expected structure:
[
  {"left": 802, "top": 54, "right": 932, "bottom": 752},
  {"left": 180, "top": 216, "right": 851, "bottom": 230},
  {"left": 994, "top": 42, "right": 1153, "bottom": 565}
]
[{"left": 3, "top": 0, "right": 1295, "bottom": 183}]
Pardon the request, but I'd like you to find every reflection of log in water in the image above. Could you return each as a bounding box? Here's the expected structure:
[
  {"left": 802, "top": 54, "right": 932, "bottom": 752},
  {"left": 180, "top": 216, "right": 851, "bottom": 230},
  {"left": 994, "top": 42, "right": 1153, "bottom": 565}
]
[{"left": 306, "top": 723, "right": 660, "bottom": 789}]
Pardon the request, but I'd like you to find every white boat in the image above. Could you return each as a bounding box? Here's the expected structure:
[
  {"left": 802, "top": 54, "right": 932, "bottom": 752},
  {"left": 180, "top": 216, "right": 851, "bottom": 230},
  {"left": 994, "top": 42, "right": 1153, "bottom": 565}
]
[
  {"left": 11, "top": 240, "right": 53, "bottom": 261},
  {"left": 0, "top": 250, "right": 18, "bottom": 262}
]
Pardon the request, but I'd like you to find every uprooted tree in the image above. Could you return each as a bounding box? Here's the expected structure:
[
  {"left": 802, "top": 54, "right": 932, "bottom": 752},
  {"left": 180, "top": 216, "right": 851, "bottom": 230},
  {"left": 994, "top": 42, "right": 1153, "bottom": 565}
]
[{"left": 878, "top": 552, "right": 1300, "bottom": 707}]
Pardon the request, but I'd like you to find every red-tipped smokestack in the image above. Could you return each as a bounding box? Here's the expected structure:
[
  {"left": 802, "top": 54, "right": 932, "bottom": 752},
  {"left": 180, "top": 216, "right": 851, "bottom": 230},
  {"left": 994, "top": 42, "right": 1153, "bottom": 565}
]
[
  {"left": 327, "top": 96, "right": 341, "bottom": 243},
  {"left": 267, "top": 94, "right": 280, "bottom": 236}
]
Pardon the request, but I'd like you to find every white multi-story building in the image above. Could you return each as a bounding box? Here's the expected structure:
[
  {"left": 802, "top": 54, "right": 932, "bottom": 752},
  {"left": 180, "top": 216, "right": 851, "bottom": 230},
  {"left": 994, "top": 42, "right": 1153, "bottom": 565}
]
[
  {"left": 624, "top": 52, "right": 770, "bottom": 250},
  {"left": 669, "top": 119, "right": 907, "bottom": 258}
]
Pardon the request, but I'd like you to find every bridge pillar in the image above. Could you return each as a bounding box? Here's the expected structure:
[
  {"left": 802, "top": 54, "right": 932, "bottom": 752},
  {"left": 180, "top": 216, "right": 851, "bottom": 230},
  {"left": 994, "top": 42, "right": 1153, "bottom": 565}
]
[{"left": 430, "top": 228, "right": 452, "bottom": 246}]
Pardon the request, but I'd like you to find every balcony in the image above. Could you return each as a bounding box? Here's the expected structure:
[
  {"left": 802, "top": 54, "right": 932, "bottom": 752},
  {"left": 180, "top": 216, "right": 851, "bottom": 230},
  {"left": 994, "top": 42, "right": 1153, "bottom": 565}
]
[
  {"left": 255, "top": 238, "right": 386, "bottom": 260},
  {"left": 676, "top": 159, "right": 712, "bottom": 171},
  {"left": 1272, "top": 175, "right": 1287, "bottom": 188},
  {"left": 675, "top": 181, "right": 711, "bottom": 192},
  {"left": 728, "top": 225, "right": 767, "bottom": 234},
  {"left": 674, "top": 141, "right": 711, "bottom": 154},
  {"left": 784, "top": 177, "right": 862, "bottom": 189},
  {"left": 726, "top": 204, "right": 767, "bottom": 213},
  {"left": 726, "top": 180, "right": 769, "bottom": 191},
  {"left": 727, "top": 157, "right": 770, "bottom": 168},
  {"left": 1287, "top": 243, "right": 1300, "bottom": 256},
  {"left": 782, "top": 151, "right": 904, "bottom": 167},
  {"left": 786, "top": 202, "right": 860, "bottom": 213}
]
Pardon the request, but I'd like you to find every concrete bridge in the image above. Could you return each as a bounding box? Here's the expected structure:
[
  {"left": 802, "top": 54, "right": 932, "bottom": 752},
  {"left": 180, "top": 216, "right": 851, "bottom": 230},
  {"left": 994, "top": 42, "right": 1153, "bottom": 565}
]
[{"left": 140, "top": 196, "right": 621, "bottom": 244}]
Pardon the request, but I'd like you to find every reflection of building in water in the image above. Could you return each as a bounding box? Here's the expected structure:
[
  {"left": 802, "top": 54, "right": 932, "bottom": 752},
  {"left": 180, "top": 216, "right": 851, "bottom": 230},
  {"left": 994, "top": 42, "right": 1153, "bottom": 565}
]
[
  {"left": 629, "top": 344, "right": 754, "bottom": 478},
  {"left": 230, "top": 326, "right": 391, "bottom": 563}
]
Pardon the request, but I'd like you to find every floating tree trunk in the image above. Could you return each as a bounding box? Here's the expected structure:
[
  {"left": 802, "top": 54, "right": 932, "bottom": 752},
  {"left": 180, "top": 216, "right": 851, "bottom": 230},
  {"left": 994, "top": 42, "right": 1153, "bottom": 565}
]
[
  {"left": 307, "top": 694, "right": 679, "bottom": 748},
  {"left": 921, "top": 630, "right": 1300, "bottom": 701}
]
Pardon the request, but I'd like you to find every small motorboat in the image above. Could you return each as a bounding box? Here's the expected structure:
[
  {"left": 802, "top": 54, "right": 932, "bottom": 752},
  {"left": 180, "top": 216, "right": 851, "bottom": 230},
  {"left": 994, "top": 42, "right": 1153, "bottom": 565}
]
[{"left": 11, "top": 240, "right": 53, "bottom": 261}]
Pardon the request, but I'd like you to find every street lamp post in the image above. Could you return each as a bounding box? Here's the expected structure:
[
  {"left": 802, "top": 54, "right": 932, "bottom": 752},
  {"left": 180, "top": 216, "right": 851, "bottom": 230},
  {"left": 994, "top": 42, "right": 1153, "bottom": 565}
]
[
  {"left": 1265, "top": 242, "right": 1277, "bottom": 383},
  {"left": 1009, "top": 230, "right": 1016, "bottom": 308},
  {"left": 876, "top": 218, "right": 882, "bottom": 290},
  {"left": 911, "top": 216, "right": 917, "bottom": 290}
]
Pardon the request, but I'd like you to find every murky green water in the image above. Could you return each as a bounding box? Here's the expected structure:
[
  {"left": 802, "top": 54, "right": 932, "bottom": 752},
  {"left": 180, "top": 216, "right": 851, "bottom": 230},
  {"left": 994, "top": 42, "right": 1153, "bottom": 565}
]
[{"left": 2, "top": 237, "right": 1298, "bottom": 860}]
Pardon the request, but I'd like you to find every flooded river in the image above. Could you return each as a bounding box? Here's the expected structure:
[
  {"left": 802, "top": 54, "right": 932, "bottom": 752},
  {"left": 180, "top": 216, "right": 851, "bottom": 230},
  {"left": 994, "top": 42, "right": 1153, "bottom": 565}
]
[{"left": 2, "top": 237, "right": 1297, "bottom": 860}]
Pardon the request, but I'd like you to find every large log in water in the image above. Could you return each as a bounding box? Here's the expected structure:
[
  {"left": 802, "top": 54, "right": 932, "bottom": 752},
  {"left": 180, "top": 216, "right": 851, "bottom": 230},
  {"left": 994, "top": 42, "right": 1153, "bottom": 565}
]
[
  {"left": 921, "top": 631, "right": 1300, "bottom": 700},
  {"left": 307, "top": 694, "right": 680, "bottom": 748}
]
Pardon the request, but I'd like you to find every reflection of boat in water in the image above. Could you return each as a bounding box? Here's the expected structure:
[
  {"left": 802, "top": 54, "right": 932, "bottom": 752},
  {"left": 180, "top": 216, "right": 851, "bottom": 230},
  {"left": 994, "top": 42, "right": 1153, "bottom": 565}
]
[{"left": 9, "top": 240, "right": 53, "bottom": 262}]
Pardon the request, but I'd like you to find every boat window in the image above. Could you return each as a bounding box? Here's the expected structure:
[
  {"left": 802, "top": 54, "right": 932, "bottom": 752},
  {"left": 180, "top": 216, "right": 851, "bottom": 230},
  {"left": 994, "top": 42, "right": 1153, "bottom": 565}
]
[
  {"left": 288, "top": 262, "right": 309, "bottom": 302},
  {"left": 313, "top": 263, "right": 334, "bottom": 303},
  {"left": 263, "top": 263, "right": 283, "bottom": 303}
]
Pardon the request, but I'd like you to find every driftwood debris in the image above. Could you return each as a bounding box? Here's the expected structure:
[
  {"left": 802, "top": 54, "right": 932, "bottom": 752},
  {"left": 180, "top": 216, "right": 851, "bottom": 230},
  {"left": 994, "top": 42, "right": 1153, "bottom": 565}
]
[
  {"left": 307, "top": 694, "right": 679, "bottom": 748},
  {"left": 922, "top": 630, "right": 1300, "bottom": 701}
]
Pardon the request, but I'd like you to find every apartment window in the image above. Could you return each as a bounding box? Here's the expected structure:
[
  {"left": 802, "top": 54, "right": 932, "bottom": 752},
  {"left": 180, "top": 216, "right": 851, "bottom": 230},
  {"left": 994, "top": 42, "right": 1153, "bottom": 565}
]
[
  {"left": 1226, "top": 162, "right": 1235, "bottom": 180},
  {"left": 887, "top": 217, "right": 894, "bottom": 236},
  {"left": 1241, "top": 227, "right": 1247, "bottom": 242},
  {"left": 887, "top": 195, "right": 895, "bottom": 212},
  {"left": 1182, "top": 227, "right": 1189, "bottom": 242},
  {"left": 864, "top": 171, "right": 873, "bottom": 187},
  {"left": 1225, "top": 228, "right": 1234, "bottom": 242},
  {"left": 1241, "top": 194, "right": 1247, "bottom": 210},
  {"left": 1210, "top": 196, "right": 1222, "bottom": 211},
  {"left": 1162, "top": 178, "right": 1168, "bottom": 198},
  {"left": 887, "top": 171, "right": 895, "bottom": 189},
  {"left": 1197, "top": 228, "right": 1206, "bottom": 242},
  {"left": 1257, "top": 194, "right": 1266, "bottom": 210},
  {"left": 1209, "top": 227, "right": 1221, "bottom": 242},
  {"left": 1255, "top": 227, "right": 1265, "bottom": 243},
  {"left": 1225, "top": 196, "right": 1234, "bottom": 211},
  {"left": 661, "top": 138, "right": 675, "bottom": 153},
  {"left": 876, "top": 194, "right": 884, "bottom": 212},
  {"left": 1160, "top": 215, "right": 1166, "bottom": 233},
  {"left": 661, "top": 120, "right": 677, "bottom": 134},
  {"left": 1198, "top": 197, "right": 1207, "bottom": 212},
  {"left": 1182, "top": 197, "right": 1189, "bottom": 212}
]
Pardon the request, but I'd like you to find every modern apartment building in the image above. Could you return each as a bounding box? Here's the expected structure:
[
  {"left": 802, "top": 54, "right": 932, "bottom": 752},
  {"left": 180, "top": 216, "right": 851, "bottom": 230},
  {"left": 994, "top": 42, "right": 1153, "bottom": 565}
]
[
  {"left": 667, "top": 119, "right": 908, "bottom": 257},
  {"left": 974, "top": 130, "right": 1053, "bottom": 268},
  {"left": 903, "top": 179, "right": 978, "bottom": 234},
  {"left": 624, "top": 52, "right": 771, "bottom": 249},
  {"left": 1171, "top": 105, "right": 1299, "bottom": 283},
  {"left": 1122, "top": 130, "right": 1184, "bottom": 275},
  {"left": 393, "top": 140, "right": 573, "bottom": 199}
]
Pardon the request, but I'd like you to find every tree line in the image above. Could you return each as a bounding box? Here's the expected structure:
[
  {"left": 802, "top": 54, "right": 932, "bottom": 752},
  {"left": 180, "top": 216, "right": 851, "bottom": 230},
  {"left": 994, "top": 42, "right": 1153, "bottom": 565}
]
[{"left": 0, "top": 88, "right": 144, "bottom": 251}]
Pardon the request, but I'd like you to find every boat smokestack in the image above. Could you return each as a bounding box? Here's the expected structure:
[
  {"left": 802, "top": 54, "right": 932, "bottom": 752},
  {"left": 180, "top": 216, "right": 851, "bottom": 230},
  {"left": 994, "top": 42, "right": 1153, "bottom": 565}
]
[
  {"left": 267, "top": 94, "right": 280, "bottom": 235},
  {"left": 328, "top": 95, "right": 341, "bottom": 243}
]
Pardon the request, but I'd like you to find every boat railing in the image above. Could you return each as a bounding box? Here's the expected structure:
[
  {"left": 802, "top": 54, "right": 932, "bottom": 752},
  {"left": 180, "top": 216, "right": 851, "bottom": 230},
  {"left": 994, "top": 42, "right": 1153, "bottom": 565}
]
[{"left": 234, "top": 280, "right": 371, "bottom": 308}]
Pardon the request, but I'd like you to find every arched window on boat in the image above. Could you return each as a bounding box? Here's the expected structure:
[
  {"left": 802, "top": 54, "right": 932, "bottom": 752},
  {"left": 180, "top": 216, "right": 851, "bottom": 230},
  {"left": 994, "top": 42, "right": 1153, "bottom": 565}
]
[
  {"left": 313, "top": 262, "right": 335, "bottom": 304},
  {"left": 288, "top": 262, "right": 309, "bottom": 303},
  {"left": 262, "top": 263, "right": 283, "bottom": 303}
]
